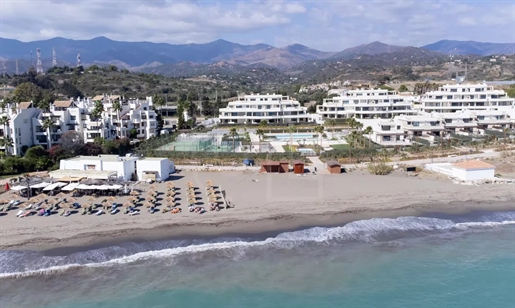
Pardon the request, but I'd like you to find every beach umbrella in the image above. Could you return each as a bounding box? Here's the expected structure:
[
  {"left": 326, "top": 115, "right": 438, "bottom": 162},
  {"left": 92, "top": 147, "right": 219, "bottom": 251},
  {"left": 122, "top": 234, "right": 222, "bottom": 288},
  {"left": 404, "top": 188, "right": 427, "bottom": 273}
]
[
  {"left": 88, "top": 196, "right": 97, "bottom": 202},
  {"left": 130, "top": 190, "right": 140, "bottom": 196},
  {"left": 56, "top": 192, "right": 67, "bottom": 199},
  {"left": 81, "top": 203, "right": 91, "bottom": 209},
  {"left": 28, "top": 197, "right": 39, "bottom": 204},
  {"left": 108, "top": 196, "right": 117, "bottom": 202},
  {"left": 149, "top": 184, "right": 157, "bottom": 189},
  {"left": 66, "top": 197, "right": 77, "bottom": 203},
  {"left": 46, "top": 198, "right": 57, "bottom": 204},
  {"left": 144, "top": 202, "right": 153, "bottom": 208},
  {"left": 38, "top": 193, "right": 49, "bottom": 198},
  {"left": 123, "top": 202, "right": 132, "bottom": 208},
  {"left": 0, "top": 199, "right": 10, "bottom": 204},
  {"left": 127, "top": 196, "right": 137, "bottom": 202}
]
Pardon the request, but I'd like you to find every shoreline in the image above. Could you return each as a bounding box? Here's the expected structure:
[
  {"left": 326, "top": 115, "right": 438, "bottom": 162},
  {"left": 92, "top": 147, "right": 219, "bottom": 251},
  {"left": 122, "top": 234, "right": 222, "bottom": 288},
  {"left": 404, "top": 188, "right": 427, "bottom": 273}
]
[
  {"left": 1, "top": 170, "right": 513, "bottom": 253},
  {"left": 14, "top": 199, "right": 515, "bottom": 255}
]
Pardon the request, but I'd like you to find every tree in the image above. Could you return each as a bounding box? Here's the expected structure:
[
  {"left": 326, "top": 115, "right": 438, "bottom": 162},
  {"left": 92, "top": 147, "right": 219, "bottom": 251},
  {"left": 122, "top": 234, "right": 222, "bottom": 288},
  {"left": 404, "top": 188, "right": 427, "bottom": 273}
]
[
  {"left": 229, "top": 127, "right": 238, "bottom": 152},
  {"left": 201, "top": 96, "right": 213, "bottom": 116},
  {"left": 363, "top": 126, "right": 373, "bottom": 148},
  {"left": 398, "top": 84, "right": 409, "bottom": 92},
  {"left": 13, "top": 82, "right": 43, "bottom": 103},
  {"left": 60, "top": 131, "right": 84, "bottom": 156},
  {"left": 287, "top": 126, "right": 296, "bottom": 152},
  {"left": 42, "top": 117, "right": 54, "bottom": 149},
  {"left": 24, "top": 146, "right": 51, "bottom": 170},
  {"left": 0, "top": 136, "right": 14, "bottom": 157},
  {"left": 314, "top": 125, "right": 325, "bottom": 153},
  {"left": 325, "top": 119, "right": 337, "bottom": 135},
  {"left": 259, "top": 120, "right": 268, "bottom": 133},
  {"left": 112, "top": 99, "right": 123, "bottom": 137},
  {"left": 255, "top": 128, "right": 265, "bottom": 152},
  {"left": 91, "top": 100, "right": 104, "bottom": 120}
]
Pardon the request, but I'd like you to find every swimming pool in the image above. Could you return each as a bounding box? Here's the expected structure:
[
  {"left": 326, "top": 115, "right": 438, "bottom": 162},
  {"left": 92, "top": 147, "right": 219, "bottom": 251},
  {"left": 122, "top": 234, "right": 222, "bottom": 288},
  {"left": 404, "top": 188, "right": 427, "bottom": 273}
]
[
  {"left": 271, "top": 133, "right": 317, "bottom": 140},
  {"left": 297, "top": 148, "right": 317, "bottom": 155}
]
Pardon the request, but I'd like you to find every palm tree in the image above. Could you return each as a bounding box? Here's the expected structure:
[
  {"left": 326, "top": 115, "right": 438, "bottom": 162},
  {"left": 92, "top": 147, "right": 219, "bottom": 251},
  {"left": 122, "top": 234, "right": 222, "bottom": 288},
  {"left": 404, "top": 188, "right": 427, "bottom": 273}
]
[
  {"left": 229, "top": 127, "right": 238, "bottom": 152},
  {"left": 287, "top": 126, "right": 296, "bottom": 152},
  {"left": 112, "top": 99, "right": 123, "bottom": 137},
  {"left": 255, "top": 128, "right": 265, "bottom": 152},
  {"left": 0, "top": 116, "right": 9, "bottom": 139},
  {"left": 325, "top": 118, "right": 337, "bottom": 138},
  {"left": 259, "top": 120, "right": 268, "bottom": 133},
  {"left": 314, "top": 125, "right": 325, "bottom": 154},
  {"left": 0, "top": 136, "right": 13, "bottom": 157},
  {"left": 363, "top": 126, "right": 373, "bottom": 148},
  {"left": 355, "top": 122, "right": 364, "bottom": 146},
  {"left": 42, "top": 118, "right": 54, "bottom": 149}
]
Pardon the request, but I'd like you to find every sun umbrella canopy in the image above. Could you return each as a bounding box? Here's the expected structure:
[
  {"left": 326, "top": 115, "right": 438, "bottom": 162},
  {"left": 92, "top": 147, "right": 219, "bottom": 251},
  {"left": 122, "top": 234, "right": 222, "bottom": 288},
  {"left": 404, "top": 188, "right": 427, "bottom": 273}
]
[{"left": 130, "top": 190, "right": 140, "bottom": 196}]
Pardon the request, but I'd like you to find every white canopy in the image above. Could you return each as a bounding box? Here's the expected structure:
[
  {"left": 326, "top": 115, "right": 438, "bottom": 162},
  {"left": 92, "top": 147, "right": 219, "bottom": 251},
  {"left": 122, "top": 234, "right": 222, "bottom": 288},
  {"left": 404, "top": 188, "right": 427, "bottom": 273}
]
[
  {"left": 76, "top": 184, "right": 123, "bottom": 190},
  {"left": 30, "top": 182, "right": 51, "bottom": 189},
  {"left": 42, "top": 182, "right": 67, "bottom": 191},
  {"left": 10, "top": 185, "right": 26, "bottom": 191},
  {"left": 61, "top": 183, "right": 80, "bottom": 191}
]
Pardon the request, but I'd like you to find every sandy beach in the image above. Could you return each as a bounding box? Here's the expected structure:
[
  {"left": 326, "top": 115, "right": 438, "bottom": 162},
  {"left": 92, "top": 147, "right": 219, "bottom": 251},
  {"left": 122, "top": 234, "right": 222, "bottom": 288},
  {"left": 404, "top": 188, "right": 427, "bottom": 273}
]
[{"left": 0, "top": 169, "right": 514, "bottom": 252}]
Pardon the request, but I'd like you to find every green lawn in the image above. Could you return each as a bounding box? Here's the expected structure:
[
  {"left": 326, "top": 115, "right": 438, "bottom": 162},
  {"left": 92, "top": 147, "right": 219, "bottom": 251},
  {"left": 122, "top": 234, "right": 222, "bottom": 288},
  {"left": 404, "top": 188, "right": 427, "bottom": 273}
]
[
  {"left": 282, "top": 145, "right": 298, "bottom": 152},
  {"left": 330, "top": 144, "right": 351, "bottom": 150}
]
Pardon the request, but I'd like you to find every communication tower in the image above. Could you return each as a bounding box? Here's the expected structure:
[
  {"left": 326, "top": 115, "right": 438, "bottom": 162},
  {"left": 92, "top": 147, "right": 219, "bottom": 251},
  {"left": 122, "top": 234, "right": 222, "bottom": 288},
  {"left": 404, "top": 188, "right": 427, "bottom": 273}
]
[
  {"left": 77, "top": 51, "right": 81, "bottom": 67},
  {"left": 52, "top": 47, "right": 57, "bottom": 67},
  {"left": 16, "top": 59, "right": 19, "bottom": 75},
  {"left": 36, "top": 48, "right": 44, "bottom": 74}
]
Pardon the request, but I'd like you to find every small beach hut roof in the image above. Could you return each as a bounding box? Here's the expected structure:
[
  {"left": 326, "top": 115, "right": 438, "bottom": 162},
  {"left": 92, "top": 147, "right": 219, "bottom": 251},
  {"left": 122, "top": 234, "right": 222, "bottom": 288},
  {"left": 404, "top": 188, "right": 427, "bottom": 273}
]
[
  {"left": 327, "top": 161, "right": 341, "bottom": 167},
  {"left": 452, "top": 160, "right": 495, "bottom": 170}
]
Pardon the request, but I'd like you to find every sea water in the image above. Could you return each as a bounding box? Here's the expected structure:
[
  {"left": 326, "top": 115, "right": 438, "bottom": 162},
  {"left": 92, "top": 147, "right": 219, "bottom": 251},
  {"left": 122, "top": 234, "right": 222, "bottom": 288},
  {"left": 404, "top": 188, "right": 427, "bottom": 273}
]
[{"left": 1, "top": 211, "right": 514, "bottom": 308}]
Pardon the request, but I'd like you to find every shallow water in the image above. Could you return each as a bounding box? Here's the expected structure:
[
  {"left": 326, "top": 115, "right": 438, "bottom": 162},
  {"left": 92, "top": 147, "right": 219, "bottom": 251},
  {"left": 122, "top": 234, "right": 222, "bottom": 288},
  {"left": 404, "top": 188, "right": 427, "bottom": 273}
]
[{"left": 1, "top": 211, "right": 514, "bottom": 308}]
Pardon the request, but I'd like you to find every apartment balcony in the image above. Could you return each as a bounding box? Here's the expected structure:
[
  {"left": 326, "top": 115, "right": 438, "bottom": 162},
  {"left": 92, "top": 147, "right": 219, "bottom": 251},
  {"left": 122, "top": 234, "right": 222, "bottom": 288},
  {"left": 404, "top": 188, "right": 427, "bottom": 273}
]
[
  {"left": 444, "top": 122, "right": 478, "bottom": 128},
  {"left": 477, "top": 119, "right": 512, "bottom": 125},
  {"left": 404, "top": 124, "right": 445, "bottom": 131}
]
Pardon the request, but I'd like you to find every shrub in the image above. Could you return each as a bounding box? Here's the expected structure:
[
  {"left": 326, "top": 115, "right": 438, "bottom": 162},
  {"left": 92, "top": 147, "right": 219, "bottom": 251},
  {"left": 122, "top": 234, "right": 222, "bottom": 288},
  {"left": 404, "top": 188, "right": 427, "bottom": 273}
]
[{"left": 367, "top": 161, "right": 393, "bottom": 175}]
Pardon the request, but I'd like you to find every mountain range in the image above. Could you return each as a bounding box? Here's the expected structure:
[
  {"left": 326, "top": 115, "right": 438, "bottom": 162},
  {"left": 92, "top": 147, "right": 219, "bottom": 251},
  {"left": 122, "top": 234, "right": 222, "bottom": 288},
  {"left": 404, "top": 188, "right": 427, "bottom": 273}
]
[{"left": 0, "top": 36, "right": 513, "bottom": 73}]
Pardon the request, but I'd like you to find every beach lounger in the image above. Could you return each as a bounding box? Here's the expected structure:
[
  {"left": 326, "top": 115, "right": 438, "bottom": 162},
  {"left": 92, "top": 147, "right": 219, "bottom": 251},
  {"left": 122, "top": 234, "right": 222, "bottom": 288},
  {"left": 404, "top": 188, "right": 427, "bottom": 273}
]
[
  {"left": 129, "top": 211, "right": 140, "bottom": 216},
  {"left": 21, "top": 211, "right": 32, "bottom": 217},
  {"left": 64, "top": 211, "right": 71, "bottom": 217},
  {"left": 16, "top": 210, "right": 24, "bottom": 217},
  {"left": 110, "top": 208, "right": 118, "bottom": 215},
  {"left": 96, "top": 210, "right": 103, "bottom": 216}
]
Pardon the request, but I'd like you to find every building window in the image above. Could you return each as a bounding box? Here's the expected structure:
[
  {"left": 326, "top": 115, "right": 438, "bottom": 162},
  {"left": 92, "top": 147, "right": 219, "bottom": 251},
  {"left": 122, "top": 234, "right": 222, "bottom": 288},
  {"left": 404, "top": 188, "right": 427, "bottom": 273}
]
[{"left": 86, "top": 165, "right": 96, "bottom": 170}]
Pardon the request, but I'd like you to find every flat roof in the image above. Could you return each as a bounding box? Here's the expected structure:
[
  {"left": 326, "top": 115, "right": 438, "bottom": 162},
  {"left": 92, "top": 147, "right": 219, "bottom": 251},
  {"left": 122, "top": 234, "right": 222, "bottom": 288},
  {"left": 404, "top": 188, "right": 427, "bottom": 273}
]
[
  {"left": 65, "top": 155, "right": 137, "bottom": 162},
  {"left": 49, "top": 169, "right": 117, "bottom": 180},
  {"left": 138, "top": 157, "right": 168, "bottom": 161},
  {"left": 327, "top": 161, "right": 341, "bottom": 167},
  {"left": 453, "top": 160, "right": 495, "bottom": 170}
]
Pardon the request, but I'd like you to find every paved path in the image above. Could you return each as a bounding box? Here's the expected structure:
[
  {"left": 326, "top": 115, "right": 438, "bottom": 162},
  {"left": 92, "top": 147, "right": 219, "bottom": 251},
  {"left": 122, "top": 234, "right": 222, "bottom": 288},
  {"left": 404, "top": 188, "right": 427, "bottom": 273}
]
[{"left": 306, "top": 156, "right": 329, "bottom": 174}]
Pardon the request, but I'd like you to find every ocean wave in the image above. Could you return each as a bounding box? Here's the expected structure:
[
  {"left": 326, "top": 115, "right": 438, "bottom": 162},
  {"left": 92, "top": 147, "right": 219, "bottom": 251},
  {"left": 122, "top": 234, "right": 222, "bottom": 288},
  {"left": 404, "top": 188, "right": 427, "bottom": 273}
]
[{"left": 2, "top": 211, "right": 514, "bottom": 279}]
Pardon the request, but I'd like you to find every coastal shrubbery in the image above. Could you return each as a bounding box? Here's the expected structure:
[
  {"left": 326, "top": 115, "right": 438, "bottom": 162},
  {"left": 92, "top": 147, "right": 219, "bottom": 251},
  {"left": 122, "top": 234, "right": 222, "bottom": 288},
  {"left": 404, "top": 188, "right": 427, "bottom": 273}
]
[{"left": 367, "top": 161, "right": 394, "bottom": 175}]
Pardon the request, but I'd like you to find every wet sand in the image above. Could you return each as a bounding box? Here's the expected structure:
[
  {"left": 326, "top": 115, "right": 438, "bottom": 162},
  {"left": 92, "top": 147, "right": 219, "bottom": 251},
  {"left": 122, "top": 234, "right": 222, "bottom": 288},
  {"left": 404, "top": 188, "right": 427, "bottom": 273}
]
[{"left": 0, "top": 169, "right": 513, "bottom": 252}]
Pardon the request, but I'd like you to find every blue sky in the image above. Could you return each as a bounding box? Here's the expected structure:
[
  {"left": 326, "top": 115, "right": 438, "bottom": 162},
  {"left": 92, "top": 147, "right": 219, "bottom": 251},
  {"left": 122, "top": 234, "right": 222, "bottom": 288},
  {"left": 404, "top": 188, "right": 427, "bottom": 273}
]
[{"left": 1, "top": 0, "right": 514, "bottom": 51}]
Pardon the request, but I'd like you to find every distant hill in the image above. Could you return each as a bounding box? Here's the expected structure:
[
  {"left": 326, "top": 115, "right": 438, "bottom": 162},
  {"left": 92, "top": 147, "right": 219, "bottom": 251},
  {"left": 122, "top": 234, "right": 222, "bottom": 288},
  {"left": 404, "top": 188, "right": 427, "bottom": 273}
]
[
  {"left": 331, "top": 41, "right": 442, "bottom": 60},
  {"left": 0, "top": 36, "right": 331, "bottom": 71},
  {"left": 422, "top": 40, "right": 515, "bottom": 56}
]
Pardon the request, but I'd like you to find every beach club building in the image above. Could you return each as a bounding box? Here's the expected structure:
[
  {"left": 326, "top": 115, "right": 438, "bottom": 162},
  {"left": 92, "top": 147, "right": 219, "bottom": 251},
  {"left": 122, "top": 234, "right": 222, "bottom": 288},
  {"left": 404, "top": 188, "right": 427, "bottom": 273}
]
[
  {"left": 425, "top": 160, "right": 496, "bottom": 181},
  {"left": 51, "top": 155, "right": 173, "bottom": 181}
]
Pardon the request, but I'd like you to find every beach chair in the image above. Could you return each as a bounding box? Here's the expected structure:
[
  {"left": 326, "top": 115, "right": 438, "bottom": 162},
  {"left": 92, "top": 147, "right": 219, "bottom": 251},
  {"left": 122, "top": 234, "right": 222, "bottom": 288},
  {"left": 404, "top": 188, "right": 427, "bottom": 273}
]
[{"left": 81, "top": 208, "right": 87, "bottom": 215}]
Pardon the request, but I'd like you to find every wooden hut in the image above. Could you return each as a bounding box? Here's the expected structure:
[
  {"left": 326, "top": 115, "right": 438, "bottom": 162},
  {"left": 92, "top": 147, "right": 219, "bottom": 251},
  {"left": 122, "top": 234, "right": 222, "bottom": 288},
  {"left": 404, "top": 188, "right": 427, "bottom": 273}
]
[
  {"left": 260, "top": 161, "right": 289, "bottom": 173},
  {"left": 279, "top": 161, "right": 289, "bottom": 173},
  {"left": 327, "top": 161, "right": 341, "bottom": 174},
  {"left": 292, "top": 160, "right": 305, "bottom": 174},
  {"left": 260, "top": 161, "right": 280, "bottom": 173}
]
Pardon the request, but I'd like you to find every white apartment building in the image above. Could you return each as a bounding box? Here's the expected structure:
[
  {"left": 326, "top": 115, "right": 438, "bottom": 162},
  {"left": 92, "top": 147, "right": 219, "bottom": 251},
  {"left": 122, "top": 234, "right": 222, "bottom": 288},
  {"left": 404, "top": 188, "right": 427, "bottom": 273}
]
[
  {"left": 219, "top": 94, "right": 309, "bottom": 125},
  {"left": 420, "top": 83, "right": 515, "bottom": 113},
  {"left": 0, "top": 95, "right": 158, "bottom": 156},
  {"left": 317, "top": 88, "right": 416, "bottom": 120},
  {"left": 358, "top": 119, "right": 409, "bottom": 146}
]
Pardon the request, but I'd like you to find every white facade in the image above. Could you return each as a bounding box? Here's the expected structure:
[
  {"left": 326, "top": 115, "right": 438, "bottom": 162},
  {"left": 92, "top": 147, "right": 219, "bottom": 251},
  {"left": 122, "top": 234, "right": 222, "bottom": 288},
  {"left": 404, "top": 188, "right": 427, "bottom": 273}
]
[
  {"left": 318, "top": 88, "right": 416, "bottom": 120},
  {"left": 426, "top": 160, "right": 495, "bottom": 181},
  {"left": 136, "top": 158, "right": 171, "bottom": 181},
  {"left": 419, "top": 83, "right": 515, "bottom": 113},
  {"left": 0, "top": 95, "right": 159, "bottom": 156},
  {"left": 219, "top": 94, "right": 309, "bottom": 125},
  {"left": 358, "top": 119, "right": 410, "bottom": 146},
  {"left": 59, "top": 155, "right": 138, "bottom": 181}
]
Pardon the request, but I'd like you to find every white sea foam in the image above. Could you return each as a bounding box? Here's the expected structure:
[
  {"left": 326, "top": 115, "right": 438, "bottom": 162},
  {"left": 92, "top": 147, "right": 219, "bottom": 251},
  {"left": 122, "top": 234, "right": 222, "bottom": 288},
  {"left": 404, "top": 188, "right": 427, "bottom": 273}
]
[{"left": 2, "top": 213, "right": 514, "bottom": 279}]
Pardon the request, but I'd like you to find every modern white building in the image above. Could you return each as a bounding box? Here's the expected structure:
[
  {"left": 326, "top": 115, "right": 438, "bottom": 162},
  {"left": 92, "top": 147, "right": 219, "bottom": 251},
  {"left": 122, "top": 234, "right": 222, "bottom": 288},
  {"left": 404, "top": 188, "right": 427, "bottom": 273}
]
[
  {"left": 358, "top": 119, "right": 410, "bottom": 146},
  {"left": 419, "top": 83, "right": 515, "bottom": 114},
  {"left": 426, "top": 160, "right": 495, "bottom": 181},
  {"left": 0, "top": 95, "right": 159, "bottom": 156},
  {"left": 56, "top": 154, "right": 138, "bottom": 181},
  {"left": 219, "top": 94, "right": 309, "bottom": 125},
  {"left": 52, "top": 154, "right": 172, "bottom": 181},
  {"left": 136, "top": 157, "right": 172, "bottom": 181},
  {"left": 317, "top": 88, "right": 416, "bottom": 120}
]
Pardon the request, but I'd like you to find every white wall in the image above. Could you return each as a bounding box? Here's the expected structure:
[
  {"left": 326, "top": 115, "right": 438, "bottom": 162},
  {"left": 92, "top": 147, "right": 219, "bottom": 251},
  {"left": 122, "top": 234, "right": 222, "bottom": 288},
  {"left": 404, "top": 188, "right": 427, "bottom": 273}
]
[
  {"left": 136, "top": 159, "right": 169, "bottom": 181},
  {"left": 452, "top": 167, "right": 495, "bottom": 181},
  {"left": 425, "top": 163, "right": 454, "bottom": 177}
]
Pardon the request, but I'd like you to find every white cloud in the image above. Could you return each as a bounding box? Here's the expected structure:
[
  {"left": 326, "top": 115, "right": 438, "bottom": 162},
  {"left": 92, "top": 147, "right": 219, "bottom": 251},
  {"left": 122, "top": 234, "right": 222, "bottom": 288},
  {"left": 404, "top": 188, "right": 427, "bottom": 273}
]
[{"left": 0, "top": 0, "right": 513, "bottom": 51}]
